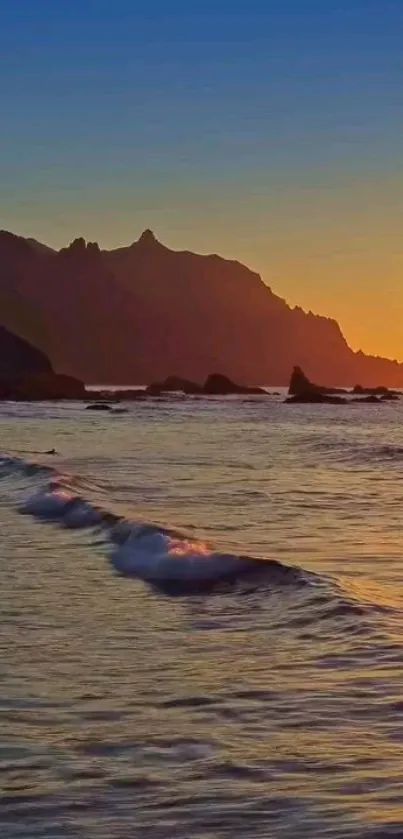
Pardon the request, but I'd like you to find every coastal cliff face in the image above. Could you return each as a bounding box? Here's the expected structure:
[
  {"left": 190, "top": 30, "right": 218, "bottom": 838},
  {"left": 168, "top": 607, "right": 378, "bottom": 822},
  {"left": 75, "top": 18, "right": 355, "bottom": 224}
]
[
  {"left": 0, "top": 228, "right": 401, "bottom": 386},
  {"left": 0, "top": 322, "right": 85, "bottom": 399},
  {"left": 0, "top": 323, "right": 53, "bottom": 379}
]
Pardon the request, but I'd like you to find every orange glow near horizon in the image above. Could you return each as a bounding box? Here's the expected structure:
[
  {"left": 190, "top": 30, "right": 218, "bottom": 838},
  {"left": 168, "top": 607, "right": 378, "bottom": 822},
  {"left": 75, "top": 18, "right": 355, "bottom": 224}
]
[{"left": 4, "top": 171, "right": 403, "bottom": 363}]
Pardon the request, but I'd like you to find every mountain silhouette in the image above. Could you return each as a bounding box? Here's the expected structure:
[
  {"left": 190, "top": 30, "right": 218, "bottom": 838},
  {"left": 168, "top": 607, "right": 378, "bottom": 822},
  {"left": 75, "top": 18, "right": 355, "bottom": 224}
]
[
  {"left": 0, "top": 228, "right": 401, "bottom": 386},
  {"left": 0, "top": 322, "right": 52, "bottom": 379}
]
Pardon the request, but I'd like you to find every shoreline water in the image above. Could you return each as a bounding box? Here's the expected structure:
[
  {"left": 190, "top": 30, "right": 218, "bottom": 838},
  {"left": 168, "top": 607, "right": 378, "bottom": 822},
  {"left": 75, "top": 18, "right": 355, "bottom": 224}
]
[{"left": 1, "top": 397, "right": 403, "bottom": 837}]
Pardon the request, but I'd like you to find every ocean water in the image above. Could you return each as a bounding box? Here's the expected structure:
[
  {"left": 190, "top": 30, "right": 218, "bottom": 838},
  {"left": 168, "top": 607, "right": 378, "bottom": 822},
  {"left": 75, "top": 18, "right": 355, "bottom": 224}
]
[{"left": 1, "top": 394, "right": 403, "bottom": 838}]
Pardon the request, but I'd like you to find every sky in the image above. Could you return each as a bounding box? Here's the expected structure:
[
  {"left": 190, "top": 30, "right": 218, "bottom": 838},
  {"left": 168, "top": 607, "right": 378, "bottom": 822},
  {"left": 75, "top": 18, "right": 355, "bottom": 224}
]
[{"left": 1, "top": 0, "right": 402, "bottom": 360}]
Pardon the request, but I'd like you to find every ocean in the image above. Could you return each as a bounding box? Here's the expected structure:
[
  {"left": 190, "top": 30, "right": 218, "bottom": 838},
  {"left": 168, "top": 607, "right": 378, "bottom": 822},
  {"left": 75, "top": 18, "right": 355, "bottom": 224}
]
[{"left": 1, "top": 393, "right": 403, "bottom": 838}]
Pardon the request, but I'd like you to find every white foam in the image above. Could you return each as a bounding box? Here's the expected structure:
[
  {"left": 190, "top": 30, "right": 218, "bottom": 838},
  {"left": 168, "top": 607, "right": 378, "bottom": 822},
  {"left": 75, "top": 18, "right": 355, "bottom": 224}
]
[
  {"left": 16, "top": 470, "right": 292, "bottom": 593},
  {"left": 20, "top": 489, "right": 73, "bottom": 518},
  {"left": 110, "top": 529, "right": 252, "bottom": 584},
  {"left": 20, "top": 484, "right": 257, "bottom": 587}
]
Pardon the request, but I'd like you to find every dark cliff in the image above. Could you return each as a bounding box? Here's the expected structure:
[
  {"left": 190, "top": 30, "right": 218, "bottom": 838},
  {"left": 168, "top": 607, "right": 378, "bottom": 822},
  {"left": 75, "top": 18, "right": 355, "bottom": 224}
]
[
  {"left": 0, "top": 228, "right": 401, "bottom": 387},
  {"left": 0, "top": 322, "right": 85, "bottom": 400},
  {"left": 0, "top": 323, "right": 53, "bottom": 379}
]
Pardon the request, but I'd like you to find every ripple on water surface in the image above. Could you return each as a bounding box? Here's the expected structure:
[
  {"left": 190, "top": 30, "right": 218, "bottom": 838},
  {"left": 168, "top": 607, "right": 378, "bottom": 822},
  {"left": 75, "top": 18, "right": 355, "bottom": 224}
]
[{"left": 1, "top": 398, "right": 403, "bottom": 837}]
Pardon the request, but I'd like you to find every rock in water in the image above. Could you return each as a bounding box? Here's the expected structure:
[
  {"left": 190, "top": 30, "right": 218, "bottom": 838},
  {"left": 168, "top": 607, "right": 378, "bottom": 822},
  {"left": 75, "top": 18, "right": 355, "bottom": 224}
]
[
  {"left": 203, "top": 373, "right": 266, "bottom": 395},
  {"left": 285, "top": 392, "right": 347, "bottom": 404},
  {"left": 288, "top": 366, "right": 346, "bottom": 396},
  {"left": 145, "top": 376, "right": 202, "bottom": 396}
]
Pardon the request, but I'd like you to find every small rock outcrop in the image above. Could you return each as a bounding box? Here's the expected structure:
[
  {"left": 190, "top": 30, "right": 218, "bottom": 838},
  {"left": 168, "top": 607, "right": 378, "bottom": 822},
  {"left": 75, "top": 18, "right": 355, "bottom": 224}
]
[
  {"left": 146, "top": 376, "right": 202, "bottom": 396},
  {"left": 286, "top": 365, "right": 399, "bottom": 405},
  {"left": 285, "top": 392, "right": 347, "bottom": 405},
  {"left": 14, "top": 373, "right": 86, "bottom": 400},
  {"left": 380, "top": 392, "right": 400, "bottom": 401},
  {"left": 354, "top": 395, "right": 381, "bottom": 404},
  {"left": 289, "top": 366, "right": 346, "bottom": 396},
  {"left": 353, "top": 384, "right": 399, "bottom": 399},
  {"left": 145, "top": 373, "right": 267, "bottom": 396},
  {"left": 203, "top": 373, "right": 266, "bottom": 395}
]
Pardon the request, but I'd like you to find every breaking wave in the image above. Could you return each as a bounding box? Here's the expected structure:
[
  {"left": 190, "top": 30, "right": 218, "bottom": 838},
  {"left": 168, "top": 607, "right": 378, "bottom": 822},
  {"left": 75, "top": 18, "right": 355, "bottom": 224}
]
[{"left": 0, "top": 454, "right": 308, "bottom": 596}]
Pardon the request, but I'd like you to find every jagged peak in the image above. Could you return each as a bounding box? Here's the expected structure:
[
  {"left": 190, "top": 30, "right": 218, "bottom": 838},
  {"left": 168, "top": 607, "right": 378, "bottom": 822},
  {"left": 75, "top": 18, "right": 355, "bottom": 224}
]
[
  {"left": 60, "top": 238, "right": 101, "bottom": 257},
  {"left": 87, "top": 241, "right": 101, "bottom": 253},
  {"left": 138, "top": 228, "right": 158, "bottom": 245},
  {"left": 62, "top": 237, "right": 87, "bottom": 253}
]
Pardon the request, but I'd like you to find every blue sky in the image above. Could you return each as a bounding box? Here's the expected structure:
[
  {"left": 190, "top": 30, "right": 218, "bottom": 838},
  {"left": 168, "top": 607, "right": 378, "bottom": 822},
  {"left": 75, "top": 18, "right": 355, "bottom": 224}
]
[{"left": 1, "top": 1, "right": 403, "bottom": 357}]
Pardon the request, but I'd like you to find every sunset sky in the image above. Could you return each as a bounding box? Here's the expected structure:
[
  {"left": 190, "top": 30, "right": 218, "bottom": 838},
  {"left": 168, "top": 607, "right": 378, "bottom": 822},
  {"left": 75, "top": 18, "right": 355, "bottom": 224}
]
[{"left": 1, "top": 1, "right": 402, "bottom": 360}]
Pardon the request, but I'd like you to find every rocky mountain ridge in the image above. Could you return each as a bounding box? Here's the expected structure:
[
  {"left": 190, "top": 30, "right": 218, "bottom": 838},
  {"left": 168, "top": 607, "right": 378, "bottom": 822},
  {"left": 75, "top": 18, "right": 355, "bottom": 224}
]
[{"left": 0, "top": 228, "right": 401, "bottom": 387}]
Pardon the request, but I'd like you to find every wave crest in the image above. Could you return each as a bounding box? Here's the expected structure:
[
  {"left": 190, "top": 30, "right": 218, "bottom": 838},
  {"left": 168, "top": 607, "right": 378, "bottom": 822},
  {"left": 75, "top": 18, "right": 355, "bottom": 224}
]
[{"left": 0, "top": 454, "right": 306, "bottom": 595}]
